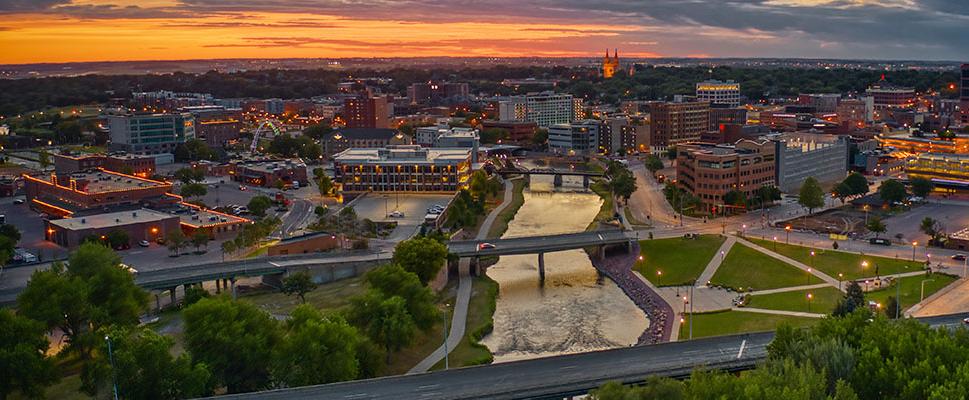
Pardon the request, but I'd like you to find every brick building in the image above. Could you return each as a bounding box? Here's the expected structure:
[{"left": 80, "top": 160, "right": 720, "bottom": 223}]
[
  {"left": 676, "top": 140, "right": 776, "bottom": 212},
  {"left": 53, "top": 153, "right": 156, "bottom": 177},
  {"left": 233, "top": 159, "right": 309, "bottom": 188},
  {"left": 480, "top": 120, "right": 538, "bottom": 144},
  {"left": 45, "top": 208, "right": 180, "bottom": 249},
  {"left": 268, "top": 231, "right": 342, "bottom": 256},
  {"left": 24, "top": 169, "right": 176, "bottom": 217},
  {"left": 648, "top": 101, "right": 710, "bottom": 150},
  {"left": 323, "top": 128, "right": 411, "bottom": 158}
]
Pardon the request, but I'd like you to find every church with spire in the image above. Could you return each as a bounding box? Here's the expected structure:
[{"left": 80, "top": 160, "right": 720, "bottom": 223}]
[{"left": 602, "top": 48, "right": 619, "bottom": 79}]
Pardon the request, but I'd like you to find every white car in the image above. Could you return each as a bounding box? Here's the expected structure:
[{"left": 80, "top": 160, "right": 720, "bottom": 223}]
[
  {"left": 13, "top": 199, "right": 24, "bottom": 205},
  {"left": 138, "top": 240, "right": 150, "bottom": 247},
  {"left": 389, "top": 210, "right": 405, "bottom": 218}
]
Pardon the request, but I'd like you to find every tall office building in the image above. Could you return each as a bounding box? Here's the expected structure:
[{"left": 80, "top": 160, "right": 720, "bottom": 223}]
[
  {"left": 344, "top": 95, "right": 390, "bottom": 129},
  {"left": 498, "top": 92, "right": 582, "bottom": 128},
  {"left": 867, "top": 77, "right": 915, "bottom": 110},
  {"left": 105, "top": 110, "right": 195, "bottom": 155},
  {"left": 675, "top": 140, "right": 775, "bottom": 213},
  {"left": 695, "top": 80, "right": 741, "bottom": 107},
  {"left": 961, "top": 64, "right": 969, "bottom": 124},
  {"left": 648, "top": 101, "right": 710, "bottom": 149},
  {"left": 797, "top": 93, "right": 841, "bottom": 113},
  {"left": 548, "top": 120, "right": 601, "bottom": 156},
  {"left": 771, "top": 132, "right": 849, "bottom": 193}
]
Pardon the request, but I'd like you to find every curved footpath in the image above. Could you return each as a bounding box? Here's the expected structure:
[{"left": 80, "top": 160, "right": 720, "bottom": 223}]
[
  {"left": 409, "top": 177, "right": 519, "bottom": 373},
  {"left": 590, "top": 241, "right": 674, "bottom": 344}
]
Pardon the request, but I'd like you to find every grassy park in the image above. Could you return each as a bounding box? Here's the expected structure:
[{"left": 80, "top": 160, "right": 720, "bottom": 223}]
[
  {"left": 635, "top": 235, "right": 726, "bottom": 286},
  {"left": 866, "top": 272, "right": 958, "bottom": 312},
  {"left": 710, "top": 243, "right": 822, "bottom": 291},
  {"left": 679, "top": 310, "right": 819, "bottom": 340},
  {"left": 746, "top": 286, "right": 843, "bottom": 314},
  {"left": 487, "top": 179, "right": 526, "bottom": 239},
  {"left": 747, "top": 238, "right": 922, "bottom": 281}
]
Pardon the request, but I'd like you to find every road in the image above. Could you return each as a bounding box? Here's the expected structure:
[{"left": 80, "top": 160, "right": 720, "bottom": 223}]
[
  {"left": 206, "top": 312, "right": 969, "bottom": 400},
  {"left": 447, "top": 229, "right": 631, "bottom": 257},
  {"left": 626, "top": 160, "right": 678, "bottom": 226}
]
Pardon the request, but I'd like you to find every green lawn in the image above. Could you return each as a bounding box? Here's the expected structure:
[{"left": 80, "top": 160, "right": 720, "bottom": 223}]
[
  {"left": 587, "top": 179, "right": 615, "bottom": 231},
  {"left": 432, "top": 276, "right": 498, "bottom": 370},
  {"left": 487, "top": 179, "right": 526, "bottom": 239},
  {"left": 866, "top": 272, "right": 958, "bottom": 313},
  {"left": 747, "top": 238, "right": 922, "bottom": 281},
  {"left": 679, "top": 310, "right": 819, "bottom": 340},
  {"left": 635, "top": 235, "right": 726, "bottom": 287},
  {"left": 710, "top": 243, "right": 822, "bottom": 291},
  {"left": 746, "top": 286, "right": 843, "bottom": 314},
  {"left": 242, "top": 275, "right": 367, "bottom": 315}
]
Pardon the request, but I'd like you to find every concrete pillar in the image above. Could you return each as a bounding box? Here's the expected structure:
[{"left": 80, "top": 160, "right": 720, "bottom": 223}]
[
  {"left": 155, "top": 293, "right": 161, "bottom": 313},
  {"left": 169, "top": 287, "right": 176, "bottom": 305},
  {"left": 553, "top": 174, "right": 563, "bottom": 187},
  {"left": 230, "top": 278, "right": 237, "bottom": 300},
  {"left": 583, "top": 175, "right": 590, "bottom": 188},
  {"left": 598, "top": 245, "right": 606, "bottom": 260},
  {"left": 215, "top": 280, "right": 221, "bottom": 294},
  {"left": 538, "top": 252, "right": 546, "bottom": 282}
]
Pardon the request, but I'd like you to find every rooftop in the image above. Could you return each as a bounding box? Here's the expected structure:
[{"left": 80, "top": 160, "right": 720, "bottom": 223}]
[
  {"left": 50, "top": 208, "right": 175, "bottom": 231},
  {"left": 330, "top": 128, "right": 403, "bottom": 141},
  {"left": 334, "top": 145, "right": 470, "bottom": 165},
  {"left": 240, "top": 159, "right": 307, "bottom": 174},
  {"left": 173, "top": 205, "right": 249, "bottom": 228},
  {"left": 69, "top": 170, "right": 169, "bottom": 192}
]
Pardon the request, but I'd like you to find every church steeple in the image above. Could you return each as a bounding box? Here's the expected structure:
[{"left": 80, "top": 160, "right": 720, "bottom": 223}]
[{"left": 602, "top": 48, "right": 619, "bottom": 79}]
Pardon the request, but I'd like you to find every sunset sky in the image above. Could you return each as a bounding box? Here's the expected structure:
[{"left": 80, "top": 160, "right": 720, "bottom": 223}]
[{"left": 0, "top": 0, "right": 966, "bottom": 64}]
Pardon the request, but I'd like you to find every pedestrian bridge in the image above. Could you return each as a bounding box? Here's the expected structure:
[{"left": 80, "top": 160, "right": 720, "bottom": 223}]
[{"left": 447, "top": 230, "right": 633, "bottom": 257}]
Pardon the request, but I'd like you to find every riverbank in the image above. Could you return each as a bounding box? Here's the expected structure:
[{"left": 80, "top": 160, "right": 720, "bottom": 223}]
[{"left": 589, "top": 242, "right": 673, "bottom": 344}]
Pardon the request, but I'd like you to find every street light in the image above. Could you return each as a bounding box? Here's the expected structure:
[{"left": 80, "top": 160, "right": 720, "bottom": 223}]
[
  {"left": 807, "top": 292, "right": 813, "bottom": 313},
  {"left": 443, "top": 303, "right": 451, "bottom": 370},
  {"left": 920, "top": 279, "right": 935, "bottom": 302},
  {"left": 785, "top": 225, "right": 792, "bottom": 244},
  {"left": 105, "top": 335, "right": 119, "bottom": 400},
  {"left": 911, "top": 241, "right": 918, "bottom": 261},
  {"left": 772, "top": 236, "right": 778, "bottom": 251},
  {"left": 838, "top": 273, "right": 844, "bottom": 290},
  {"left": 741, "top": 224, "right": 747, "bottom": 237},
  {"left": 657, "top": 270, "right": 663, "bottom": 286}
]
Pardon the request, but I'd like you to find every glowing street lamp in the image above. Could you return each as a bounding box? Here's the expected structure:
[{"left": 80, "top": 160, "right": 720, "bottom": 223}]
[
  {"left": 912, "top": 241, "right": 918, "bottom": 261},
  {"left": 656, "top": 270, "right": 663, "bottom": 286},
  {"left": 807, "top": 292, "right": 813, "bottom": 313},
  {"left": 785, "top": 225, "right": 792, "bottom": 243}
]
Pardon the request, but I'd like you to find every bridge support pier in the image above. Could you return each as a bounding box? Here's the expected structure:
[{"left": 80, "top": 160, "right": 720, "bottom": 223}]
[
  {"left": 538, "top": 252, "right": 545, "bottom": 282},
  {"left": 230, "top": 278, "right": 237, "bottom": 300},
  {"left": 154, "top": 294, "right": 161, "bottom": 313},
  {"left": 215, "top": 280, "right": 221, "bottom": 294},
  {"left": 169, "top": 287, "right": 176, "bottom": 305},
  {"left": 583, "top": 175, "right": 590, "bottom": 189},
  {"left": 598, "top": 245, "right": 606, "bottom": 260},
  {"left": 553, "top": 174, "right": 563, "bottom": 187}
]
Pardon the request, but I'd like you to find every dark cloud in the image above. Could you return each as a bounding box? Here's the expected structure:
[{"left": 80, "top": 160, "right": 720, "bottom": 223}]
[{"left": 0, "top": 0, "right": 69, "bottom": 11}]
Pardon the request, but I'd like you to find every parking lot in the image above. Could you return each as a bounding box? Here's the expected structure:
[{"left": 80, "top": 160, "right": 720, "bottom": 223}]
[
  {"left": 882, "top": 201, "right": 969, "bottom": 243},
  {"left": 350, "top": 193, "right": 454, "bottom": 240}
]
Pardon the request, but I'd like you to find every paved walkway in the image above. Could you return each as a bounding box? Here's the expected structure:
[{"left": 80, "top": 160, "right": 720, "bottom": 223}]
[
  {"left": 696, "top": 236, "right": 737, "bottom": 287},
  {"left": 732, "top": 307, "right": 826, "bottom": 318},
  {"left": 737, "top": 237, "right": 842, "bottom": 289},
  {"left": 409, "top": 177, "right": 518, "bottom": 374},
  {"left": 909, "top": 278, "right": 969, "bottom": 317},
  {"left": 748, "top": 283, "right": 833, "bottom": 296},
  {"left": 593, "top": 244, "right": 673, "bottom": 344}
]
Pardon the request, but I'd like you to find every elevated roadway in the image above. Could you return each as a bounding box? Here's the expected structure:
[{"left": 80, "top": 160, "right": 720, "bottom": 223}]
[
  {"left": 447, "top": 230, "right": 633, "bottom": 257},
  {"left": 205, "top": 312, "right": 969, "bottom": 400}
]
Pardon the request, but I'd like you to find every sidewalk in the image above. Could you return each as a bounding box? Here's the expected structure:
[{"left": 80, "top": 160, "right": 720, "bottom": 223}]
[
  {"left": 747, "top": 283, "right": 834, "bottom": 296},
  {"left": 732, "top": 307, "right": 826, "bottom": 318},
  {"left": 696, "top": 236, "right": 736, "bottom": 286},
  {"left": 409, "top": 177, "right": 518, "bottom": 374},
  {"left": 737, "top": 236, "right": 842, "bottom": 289}
]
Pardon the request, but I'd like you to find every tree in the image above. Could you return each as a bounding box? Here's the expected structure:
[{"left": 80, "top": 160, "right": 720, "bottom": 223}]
[
  {"left": 272, "top": 305, "right": 361, "bottom": 386},
  {"left": 180, "top": 182, "right": 208, "bottom": 199},
  {"left": 834, "top": 281, "right": 866, "bottom": 316},
  {"left": 354, "top": 294, "right": 416, "bottom": 363},
  {"left": 248, "top": 195, "right": 274, "bottom": 217},
  {"left": 0, "top": 223, "right": 21, "bottom": 243},
  {"left": 99, "top": 327, "right": 213, "bottom": 400},
  {"left": 665, "top": 146, "right": 677, "bottom": 160},
  {"left": 356, "top": 264, "right": 438, "bottom": 330},
  {"left": 313, "top": 168, "right": 334, "bottom": 197},
  {"left": 166, "top": 229, "right": 187, "bottom": 256},
  {"left": 798, "top": 177, "right": 825, "bottom": 215},
  {"left": 909, "top": 177, "right": 933, "bottom": 198},
  {"left": 843, "top": 172, "right": 869, "bottom": 197},
  {"left": 0, "top": 309, "right": 58, "bottom": 399},
  {"left": 480, "top": 128, "right": 509, "bottom": 144},
  {"left": 756, "top": 185, "right": 782, "bottom": 207},
  {"left": 531, "top": 128, "right": 548, "bottom": 147},
  {"left": 221, "top": 240, "right": 237, "bottom": 257},
  {"left": 174, "top": 139, "right": 215, "bottom": 161},
  {"left": 834, "top": 181, "right": 853, "bottom": 205},
  {"left": 16, "top": 243, "right": 147, "bottom": 392},
  {"left": 866, "top": 217, "right": 886, "bottom": 238},
  {"left": 878, "top": 179, "right": 907, "bottom": 205},
  {"left": 37, "top": 150, "right": 51, "bottom": 168},
  {"left": 644, "top": 155, "right": 664, "bottom": 173},
  {"left": 392, "top": 237, "right": 449, "bottom": 285},
  {"left": 174, "top": 167, "right": 205, "bottom": 184},
  {"left": 106, "top": 229, "right": 130, "bottom": 249},
  {"left": 920, "top": 217, "right": 944, "bottom": 244},
  {"left": 183, "top": 297, "right": 280, "bottom": 393},
  {"left": 608, "top": 172, "right": 637, "bottom": 204},
  {"left": 884, "top": 295, "right": 899, "bottom": 319},
  {"left": 723, "top": 190, "right": 747, "bottom": 207},
  {"left": 183, "top": 285, "right": 210, "bottom": 306},
  {"left": 282, "top": 271, "right": 318, "bottom": 303},
  {"left": 302, "top": 123, "right": 333, "bottom": 140},
  {"left": 191, "top": 231, "right": 210, "bottom": 253}
]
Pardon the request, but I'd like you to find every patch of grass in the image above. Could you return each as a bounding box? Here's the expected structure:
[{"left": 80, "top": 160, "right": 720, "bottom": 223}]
[
  {"left": 711, "top": 243, "right": 822, "bottom": 291},
  {"left": 866, "top": 272, "right": 958, "bottom": 312},
  {"left": 635, "top": 235, "right": 726, "bottom": 287},
  {"left": 747, "top": 238, "right": 924, "bottom": 281},
  {"left": 487, "top": 179, "right": 525, "bottom": 239},
  {"left": 241, "top": 275, "right": 367, "bottom": 316},
  {"left": 432, "top": 275, "right": 499, "bottom": 370},
  {"left": 679, "top": 310, "right": 819, "bottom": 340},
  {"left": 586, "top": 179, "right": 615, "bottom": 231},
  {"left": 242, "top": 240, "right": 279, "bottom": 258},
  {"left": 746, "top": 286, "right": 843, "bottom": 314}
]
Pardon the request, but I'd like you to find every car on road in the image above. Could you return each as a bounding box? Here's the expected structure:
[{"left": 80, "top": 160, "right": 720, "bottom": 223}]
[
  {"left": 138, "top": 240, "right": 150, "bottom": 247},
  {"left": 239, "top": 185, "right": 248, "bottom": 191},
  {"left": 478, "top": 242, "right": 496, "bottom": 250},
  {"left": 389, "top": 210, "right": 405, "bottom": 218},
  {"left": 964, "top": 317, "right": 969, "bottom": 325},
  {"left": 869, "top": 238, "right": 891, "bottom": 246},
  {"left": 12, "top": 199, "right": 24, "bottom": 204},
  {"left": 952, "top": 254, "right": 967, "bottom": 261}
]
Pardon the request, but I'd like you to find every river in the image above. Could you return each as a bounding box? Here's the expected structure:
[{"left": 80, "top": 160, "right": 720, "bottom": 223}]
[{"left": 480, "top": 176, "right": 649, "bottom": 363}]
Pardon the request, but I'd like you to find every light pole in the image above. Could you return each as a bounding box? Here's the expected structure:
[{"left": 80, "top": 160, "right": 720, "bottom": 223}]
[
  {"left": 656, "top": 270, "right": 662, "bottom": 286},
  {"left": 772, "top": 236, "right": 778, "bottom": 251},
  {"left": 105, "top": 335, "right": 119, "bottom": 400},
  {"left": 895, "top": 275, "right": 901, "bottom": 319},
  {"left": 809, "top": 251, "right": 815, "bottom": 285},
  {"left": 838, "top": 273, "right": 843, "bottom": 290},
  {"left": 911, "top": 241, "right": 918, "bottom": 261},
  {"left": 785, "top": 225, "right": 792, "bottom": 244},
  {"left": 863, "top": 204, "right": 869, "bottom": 225},
  {"left": 741, "top": 224, "right": 747, "bottom": 237},
  {"left": 443, "top": 303, "right": 450, "bottom": 370},
  {"left": 920, "top": 279, "right": 934, "bottom": 302},
  {"left": 689, "top": 284, "right": 694, "bottom": 340},
  {"left": 807, "top": 292, "right": 813, "bottom": 313}
]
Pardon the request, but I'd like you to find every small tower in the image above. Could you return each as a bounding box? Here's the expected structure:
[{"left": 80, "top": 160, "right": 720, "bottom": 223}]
[{"left": 602, "top": 48, "right": 619, "bottom": 79}]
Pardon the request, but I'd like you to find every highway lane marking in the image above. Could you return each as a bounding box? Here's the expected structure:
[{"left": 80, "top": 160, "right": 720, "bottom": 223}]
[
  {"left": 343, "top": 393, "right": 369, "bottom": 399},
  {"left": 417, "top": 384, "right": 440, "bottom": 390},
  {"left": 559, "top": 365, "right": 578, "bottom": 370},
  {"left": 737, "top": 340, "right": 747, "bottom": 359}
]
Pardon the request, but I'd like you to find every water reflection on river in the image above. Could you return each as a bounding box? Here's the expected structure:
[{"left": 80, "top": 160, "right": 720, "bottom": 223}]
[{"left": 480, "top": 176, "right": 648, "bottom": 363}]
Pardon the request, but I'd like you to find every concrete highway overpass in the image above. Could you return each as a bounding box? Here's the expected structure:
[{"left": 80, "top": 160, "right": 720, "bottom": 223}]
[
  {"left": 205, "top": 312, "right": 969, "bottom": 400},
  {"left": 447, "top": 230, "right": 633, "bottom": 257}
]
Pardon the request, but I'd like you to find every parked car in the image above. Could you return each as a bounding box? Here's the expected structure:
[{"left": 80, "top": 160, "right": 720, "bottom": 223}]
[
  {"left": 869, "top": 238, "right": 891, "bottom": 246},
  {"left": 138, "top": 240, "right": 150, "bottom": 247},
  {"left": 389, "top": 210, "right": 405, "bottom": 218},
  {"left": 952, "top": 254, "right": 967, "bottom": 261},
  {"left": 478, "top": 242, "right": 496, "bottom": 250},
  {"left": 12, "top": 199, "right": 24, "bottom": 205},
  {"left": 963, "top": 317, "right": 969, "bottom": 325}
]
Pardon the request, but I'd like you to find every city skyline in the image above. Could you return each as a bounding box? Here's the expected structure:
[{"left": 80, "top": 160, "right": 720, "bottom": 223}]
[{"left": 1, "top": 0, "right": 967, "bottom": 64}]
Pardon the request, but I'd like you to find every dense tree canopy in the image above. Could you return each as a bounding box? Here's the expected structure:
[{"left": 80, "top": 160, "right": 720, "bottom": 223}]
[
  {"left": 798, "top": 177, "right": 825, "bottom": 214},
  {"left": 0, "top": 309, "right": 58, "bottom": 399},
  {"left": 392, "top": 237, "right": 449, "bottom": 285}
]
